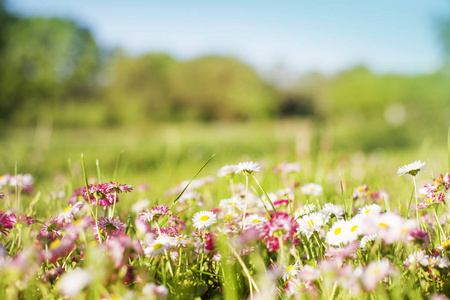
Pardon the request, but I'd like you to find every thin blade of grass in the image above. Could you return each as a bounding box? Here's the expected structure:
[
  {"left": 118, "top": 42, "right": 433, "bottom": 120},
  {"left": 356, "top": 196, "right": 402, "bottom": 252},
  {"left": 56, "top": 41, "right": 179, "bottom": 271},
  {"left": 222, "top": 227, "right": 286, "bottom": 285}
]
[
  {"left": 252, "top": 175, "right": 277, "bottom": 216},
  {"left": 112, "top": 150, "right": 124, "bottom": 182},
  {"left": 448, "top": 125, "right": 450, "bottom": 173},
  {"left": 96, "top": 159, "right": 102, "bottom": 183},
  {"left": 171, "top": 154, "right": 215, "bottom": 206}
]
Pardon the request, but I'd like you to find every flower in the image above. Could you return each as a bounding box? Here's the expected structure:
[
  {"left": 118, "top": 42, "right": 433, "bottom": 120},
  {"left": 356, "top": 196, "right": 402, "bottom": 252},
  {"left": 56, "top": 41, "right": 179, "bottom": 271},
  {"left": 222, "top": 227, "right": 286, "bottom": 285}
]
[
  {"left": 244, "top": 214, "right": 266, "bottom": 229},
  {"left": 326, "top": 219, "right": 349, "bottom": 246},
  {"left": 360, "top": 234, "right": 378, "bottom": 250},
  {"left": 273, "top": 162, "right": 301, "bottom": 174},
  {"left": 300, "top": 183, "right": 323, "bottom": 196},
  {"left": 235, "top": 161, "right": 261, "bottom": 175},
  {"left": 0, "top": 212, "right": 15, "bottom": 236},
  {"left": 219, "top": 196, "right": 244, "bottom": 211},
  {"left": 144, "top": 235, "right": 174, "bottom": 256},
  {"left": 139, "top": 204, "right": 171, "bottom": 222},
  {"left": 217, "top": 164, "right": 238, "bottom": 177},
  {"left": 297, "top": 212, "right": 324, "bottom": 238},
  {"left": 39, "top": 217, "right": 63, "bottom": 240},
  {"left": 358, "top": 204, "right": 382, "bottom": 216},
  {"left": 294, "top": 204, "right": 316, "bottom": 219},
  {"left": 398, "top": 160, "right": 426, "bottom": 176},
  {"left": 321, "top": 203, "right": 344, "bottom": 222},
  {"left": 361, "top": 259, "right": 396, "bottom": 291},
  {"left": 192, "top": 211, "right": 217, "bottom": 230},
  {"left": 283, "top": 262, "right": 300, "bottom": 281},
  {"left": 96, "top": 217, "right": 126, "bottom": 239},
  {"left": 59, "top": 268, "right": 92, "bottom": 297}
]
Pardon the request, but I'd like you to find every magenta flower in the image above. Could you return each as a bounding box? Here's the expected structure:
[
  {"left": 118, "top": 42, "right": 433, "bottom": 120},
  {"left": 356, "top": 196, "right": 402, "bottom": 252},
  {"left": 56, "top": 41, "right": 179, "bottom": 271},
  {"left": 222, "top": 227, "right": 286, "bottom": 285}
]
[
  {"left": 39, "top": 217, "right": 63, "bottom": 240},
  {"left": 95, "top": 217, "right": 126, "bottom": 240},
  {"left": 0, "top": 211, "right": 15, "bottom": 236},
  {"left": 106, "top": 182, "right": 133, "bottom": 194},
  {"left": 261, "top": 212, "right": 298, "bottom": 252}
]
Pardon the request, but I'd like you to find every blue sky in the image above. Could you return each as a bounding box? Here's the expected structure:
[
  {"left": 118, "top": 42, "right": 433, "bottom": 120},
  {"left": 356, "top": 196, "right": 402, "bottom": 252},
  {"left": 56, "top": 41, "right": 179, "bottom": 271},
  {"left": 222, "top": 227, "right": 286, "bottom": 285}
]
[{"left": 7, "top": 0, "right": 450, "bottom": 76}]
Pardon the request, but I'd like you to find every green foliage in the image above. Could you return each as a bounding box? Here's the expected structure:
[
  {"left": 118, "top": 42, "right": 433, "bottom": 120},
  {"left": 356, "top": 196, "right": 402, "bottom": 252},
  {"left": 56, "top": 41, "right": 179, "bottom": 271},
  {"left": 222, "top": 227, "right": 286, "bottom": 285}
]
[{"left": 0, "top": 14, "right": 101, "bottom": 124}]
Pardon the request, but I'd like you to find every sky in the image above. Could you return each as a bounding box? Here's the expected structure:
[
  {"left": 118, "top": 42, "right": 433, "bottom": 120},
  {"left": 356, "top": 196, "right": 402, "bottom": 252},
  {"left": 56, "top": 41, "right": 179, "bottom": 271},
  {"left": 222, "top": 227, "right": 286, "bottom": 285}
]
[{"left": 7, "top": 0, "right": 450, "bottom": 76}]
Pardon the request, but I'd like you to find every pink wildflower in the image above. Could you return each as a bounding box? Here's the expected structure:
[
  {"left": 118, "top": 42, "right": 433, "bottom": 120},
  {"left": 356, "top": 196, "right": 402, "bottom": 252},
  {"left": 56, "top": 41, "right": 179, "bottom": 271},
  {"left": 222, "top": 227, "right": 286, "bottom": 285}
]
[
  {"left": 39, "top": 217, "right": 63, "bottom": 240},
  {"left": 0, "top": 212, "right": 15, "bottom": 235}
]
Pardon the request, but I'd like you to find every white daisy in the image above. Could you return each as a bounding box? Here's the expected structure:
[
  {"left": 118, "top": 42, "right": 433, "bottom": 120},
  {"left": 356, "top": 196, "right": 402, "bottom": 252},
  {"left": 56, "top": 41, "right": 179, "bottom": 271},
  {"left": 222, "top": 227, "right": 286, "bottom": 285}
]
[
  {"left": 235, "top": 161, "right": 261, "bottom": 175},
  {"left": 222, "top": 211, "right": 239, "bottom": 222},
  {"left": 404, "top": 250, "right": 429, "bottom": 268},
  {"left": 398, "top": 160, "right": 426, "bottom": 176},
  {"left": 321, "top": 203, "right": 344, "bottom": 222},
  {"left": 144, "top": 235, "right": 174, "bottom": 256},
  {"left": 244, "top": 214, "right": 266, "bottom": 229},
  {"left": 300, "top": 183, "right": 323, "bottom": 196},
  {"left": 326, "top": 219, "right": 349, "bottom": 246},
  {"left": 358, "top": 204, "right": 382, "bottom": 216},
  {"left": 360, "top": 234, "right": 378, "bottom": 250},
  {"left": 192, "top": 211, "right": 217, "bottom": 229},
  {"left": 294, "top": 204, "right": 316, "bottom": 219},
  {"left": 217, "top": 164, "right": 238, "bottom": 177},
  {"left": 219, "top": 196, "right": 244, "bottom": 211},
  {"left": 282, "top": 262, "right": 300, "bottom": 281},
  {"left": 297, "top": 212, "right": 324, "bottom": 238},
  {"left": 346, "top": 215, "right": 364, "bottom": 242}
]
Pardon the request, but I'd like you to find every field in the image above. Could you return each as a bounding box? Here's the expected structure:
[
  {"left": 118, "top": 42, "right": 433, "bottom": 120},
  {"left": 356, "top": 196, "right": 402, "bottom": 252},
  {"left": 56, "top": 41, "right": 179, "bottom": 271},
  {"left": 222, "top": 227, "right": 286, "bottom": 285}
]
[{"left": 0, "top": 122, "right": 449, "bottom": 299}]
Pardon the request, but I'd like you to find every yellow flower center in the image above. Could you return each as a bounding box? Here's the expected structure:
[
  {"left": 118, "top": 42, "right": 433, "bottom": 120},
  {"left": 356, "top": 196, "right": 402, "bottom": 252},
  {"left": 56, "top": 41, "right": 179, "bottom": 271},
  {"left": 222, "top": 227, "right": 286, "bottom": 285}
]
[
  {"left": 153, "top": 243, "right": 163, "bottom": 250},
  {"left": 286, "top": 265, "right": 293, "bottom": 272},
  {"left": 365, "top": 209, "right": 370, "bottom": 214},
  {"left": 252, "top": 219, "right": 260, "bottom": 223},
  {"left": 225, "top": 214, "right": 232, "bottom": 220},
  {"left": 378, "top": 222, "right": 389, "bottom": 229},
  {"left": 200, "top": 215, "right": 210, "bottom": 222},
  {"left": 350, "top": 225, "right": 358, "bottom": 232},
  {"left": 334, "top": 227, "right": 342, "bottom": 235},
  {"left": 307, "top": 220, "right": 314, "bottom": 228},
  {"left": 50, "top": 239, "right": 61, "bottom": 249},
  {"left": 358, "top": 188, "right": 365, "bottom": 193},
  {"left": 63, "top": 206, "right": 72, "bottom": 213}
]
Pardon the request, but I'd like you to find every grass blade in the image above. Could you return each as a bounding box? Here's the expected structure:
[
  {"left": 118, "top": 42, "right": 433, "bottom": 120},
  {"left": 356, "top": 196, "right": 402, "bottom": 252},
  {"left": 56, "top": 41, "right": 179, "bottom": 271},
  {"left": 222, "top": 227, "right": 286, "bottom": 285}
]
[{"left": 171, "top": 154, "right": 215, "bottom": 206}]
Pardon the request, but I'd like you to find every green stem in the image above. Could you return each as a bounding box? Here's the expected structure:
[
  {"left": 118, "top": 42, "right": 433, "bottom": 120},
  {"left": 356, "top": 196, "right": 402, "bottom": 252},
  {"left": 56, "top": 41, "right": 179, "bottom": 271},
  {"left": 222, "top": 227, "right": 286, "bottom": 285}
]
[
  {"left": 241, "top": 175, "right": 249, "bottom": 230},
  {"left": 81, "top": 153, "right": 102, "bottom": 243}
]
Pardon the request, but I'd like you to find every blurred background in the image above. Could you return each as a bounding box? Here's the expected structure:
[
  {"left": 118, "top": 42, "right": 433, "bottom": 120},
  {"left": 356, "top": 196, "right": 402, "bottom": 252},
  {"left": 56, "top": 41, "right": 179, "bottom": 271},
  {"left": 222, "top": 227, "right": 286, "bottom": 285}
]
[{"left": 0, "top": 0, "right": 449, "bottom": 195}]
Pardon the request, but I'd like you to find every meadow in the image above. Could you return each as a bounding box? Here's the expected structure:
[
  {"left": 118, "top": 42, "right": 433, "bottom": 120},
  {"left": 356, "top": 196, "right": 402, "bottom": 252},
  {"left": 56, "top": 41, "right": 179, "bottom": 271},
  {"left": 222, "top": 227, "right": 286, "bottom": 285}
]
[{"left": 0, "top": 122, "right": 449, "bottom": 299}]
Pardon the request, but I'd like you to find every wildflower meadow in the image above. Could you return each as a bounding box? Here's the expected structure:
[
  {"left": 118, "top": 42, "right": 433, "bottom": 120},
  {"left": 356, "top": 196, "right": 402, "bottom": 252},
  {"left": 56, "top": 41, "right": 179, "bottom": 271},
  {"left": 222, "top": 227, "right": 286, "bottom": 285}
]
[{"left": 0, "top": 128, "right": 449, "bottom": 300}]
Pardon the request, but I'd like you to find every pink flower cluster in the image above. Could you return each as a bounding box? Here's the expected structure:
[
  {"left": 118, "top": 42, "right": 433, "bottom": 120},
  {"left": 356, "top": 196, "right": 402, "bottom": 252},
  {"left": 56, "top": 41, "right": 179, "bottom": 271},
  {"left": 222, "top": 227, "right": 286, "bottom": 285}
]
[
  {"left": 261, "top": 212, "right": 299, "bottom": 252},
  {"left": 417, "top": 174, "right": 450, "bottom": 209},
  {"left": 70, "top": 182, "right": 132, "bottom": 206}
]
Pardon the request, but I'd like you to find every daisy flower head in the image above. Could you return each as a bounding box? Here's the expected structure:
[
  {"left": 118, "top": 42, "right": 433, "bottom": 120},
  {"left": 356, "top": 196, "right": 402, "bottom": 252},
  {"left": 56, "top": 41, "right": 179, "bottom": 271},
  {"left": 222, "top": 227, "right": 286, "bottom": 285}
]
[
  {"left": 321, "top": 203, "right": 344, "bottom": 222},
  {"left": 282, "top": 262, "right": 300, "bottom": 281},
  {"left": 326, "top": 219, "right": 351, "bottom": 246},
  {"left": 219, "top": 196, "right": 244, "bottom": 211},
  {"left": 398, "top": 160, "right": 426, "bottom": 176},
  {"left": 360, "top": 234, "right": 378, "bottom": 250},
  {"left": 217, "top": 164, "right": 238, "bottom": 178},
  {"left": 358, "top": 204, "right": 382, "bottom": 216},
  {"left": 0, "top": 212, "right": 15, "bottom": 236},
  {"left": 192, "top": 211, "right": 217, "bottom": 230},
  {"left": 301, "top": 183, "right": 323, "bottom": 196},
  {"left": 297, "top": 212, "right": 324, "bottom": 238},
  {"left": 97, "top": 217, "right": 126, "bottom": 238},
  {"left": 273, "top": 162, "right": 301, "bottom": 174},
  {"left": 244, "top": 214, "right": 266, "bottom": 229},
  {"left": 294, "top": 204, "right": 316, "bottom": 219},
  {"left": 144, "top": 235, "right": 174, "bottom": 256},
  {"left": 235, "top": 161, "right": 261, "bottom": 176}
]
